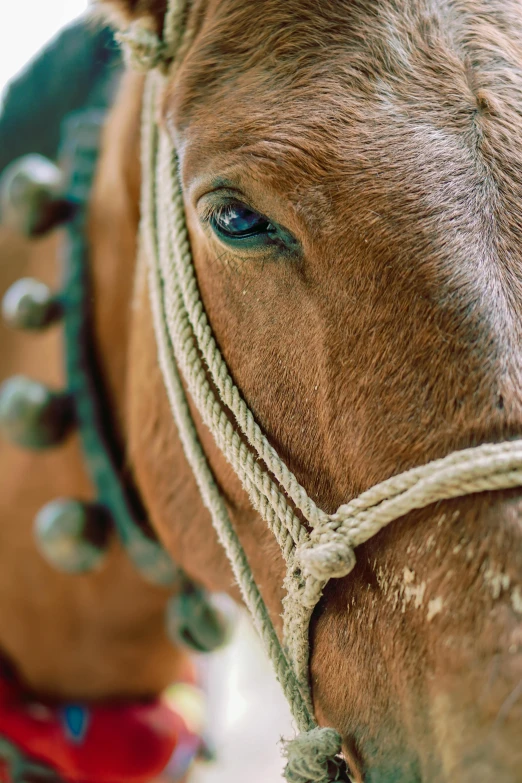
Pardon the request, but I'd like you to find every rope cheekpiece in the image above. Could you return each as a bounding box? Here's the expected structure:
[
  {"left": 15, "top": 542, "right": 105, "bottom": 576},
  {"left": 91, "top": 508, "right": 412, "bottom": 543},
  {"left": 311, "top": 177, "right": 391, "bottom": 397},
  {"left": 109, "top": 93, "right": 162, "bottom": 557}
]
[{"left": 120, "top": 6, "right": 522, "bottom": 781}]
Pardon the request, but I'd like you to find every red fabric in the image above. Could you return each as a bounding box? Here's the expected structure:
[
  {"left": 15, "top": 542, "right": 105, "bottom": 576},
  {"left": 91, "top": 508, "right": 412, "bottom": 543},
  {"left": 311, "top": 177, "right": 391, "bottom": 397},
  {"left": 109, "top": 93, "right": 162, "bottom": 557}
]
[
  {"left": 0, "top": 759, "right": 11, "bottom": 783},
  {"left": 0, "top": 668, "right": 197, "bottom": 783}
]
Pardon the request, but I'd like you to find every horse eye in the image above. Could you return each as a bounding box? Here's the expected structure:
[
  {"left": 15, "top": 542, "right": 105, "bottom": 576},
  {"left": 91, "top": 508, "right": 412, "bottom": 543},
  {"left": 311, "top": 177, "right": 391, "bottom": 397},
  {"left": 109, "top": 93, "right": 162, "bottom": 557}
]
[{"left": 211, "top": 202, "right": 273, "bottom": 240}]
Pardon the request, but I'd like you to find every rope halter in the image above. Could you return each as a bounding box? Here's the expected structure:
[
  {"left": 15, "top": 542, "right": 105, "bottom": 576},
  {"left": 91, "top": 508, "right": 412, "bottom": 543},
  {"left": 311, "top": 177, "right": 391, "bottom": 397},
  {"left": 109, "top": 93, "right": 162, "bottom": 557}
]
[{"left": 119, "top": 5, "right": 522, "bottom": 781}]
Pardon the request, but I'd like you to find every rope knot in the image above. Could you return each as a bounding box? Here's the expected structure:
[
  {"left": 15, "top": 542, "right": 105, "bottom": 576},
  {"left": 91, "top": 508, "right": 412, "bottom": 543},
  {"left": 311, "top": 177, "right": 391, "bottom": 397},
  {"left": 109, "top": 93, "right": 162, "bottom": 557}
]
[
  {"left": 283, "top": 727, "right": 345, "bottom": 782},
  {"left": 116, "top": 23, "right": 169, "bottom": 72},
  {"left": 298, "top": 536, "right": 356, "bottom": 581}
]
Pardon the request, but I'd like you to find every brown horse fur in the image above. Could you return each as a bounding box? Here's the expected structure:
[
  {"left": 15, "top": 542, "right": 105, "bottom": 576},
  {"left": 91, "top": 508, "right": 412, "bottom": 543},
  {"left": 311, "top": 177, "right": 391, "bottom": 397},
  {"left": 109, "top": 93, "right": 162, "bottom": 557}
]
[{"left": 2, "top": 0, "right": 522, "bottom": 780}]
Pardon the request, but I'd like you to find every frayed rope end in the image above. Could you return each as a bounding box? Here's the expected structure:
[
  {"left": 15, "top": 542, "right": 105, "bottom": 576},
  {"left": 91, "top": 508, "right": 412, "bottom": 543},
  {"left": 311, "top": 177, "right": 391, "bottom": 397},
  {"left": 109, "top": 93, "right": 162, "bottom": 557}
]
[{"left": 283, "top": 727, "right": 349, "bottom": 782}]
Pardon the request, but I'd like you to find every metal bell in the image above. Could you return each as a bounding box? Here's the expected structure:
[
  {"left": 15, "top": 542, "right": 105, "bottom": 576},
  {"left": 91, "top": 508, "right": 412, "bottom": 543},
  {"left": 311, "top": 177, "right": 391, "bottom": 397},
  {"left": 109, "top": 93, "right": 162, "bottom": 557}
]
[
  {"left": 35, "top": 499, "right": 110, "bottom": 573},
  {"left": 2, "top": 278, "right": 61, "bottom": 331},
  {"left": 126, "top": 534, "right": 179, "bottom": 587},
  {"left": 0, "top": 375, "right": 73, "bottom": 450},
  {"left": 0, "top": 154, "right": 69, "bottom": 236},
  {"left": 166, "top": 584, "right": 235, "bottom": 653}
]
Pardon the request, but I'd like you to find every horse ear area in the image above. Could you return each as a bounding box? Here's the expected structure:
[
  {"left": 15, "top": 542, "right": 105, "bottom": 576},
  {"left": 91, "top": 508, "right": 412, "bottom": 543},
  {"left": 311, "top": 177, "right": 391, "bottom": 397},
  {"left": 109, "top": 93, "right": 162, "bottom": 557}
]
[{"left": 95, "top": 0, "right": 167, "bottom": 28}]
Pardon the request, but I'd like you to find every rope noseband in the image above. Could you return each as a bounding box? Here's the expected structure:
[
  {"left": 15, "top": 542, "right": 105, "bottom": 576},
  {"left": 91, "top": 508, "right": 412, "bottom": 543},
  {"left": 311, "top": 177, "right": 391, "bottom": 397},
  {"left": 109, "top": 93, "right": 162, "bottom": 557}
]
[{"left": 122, "top": 6, "right": 522, "bottom": 781}]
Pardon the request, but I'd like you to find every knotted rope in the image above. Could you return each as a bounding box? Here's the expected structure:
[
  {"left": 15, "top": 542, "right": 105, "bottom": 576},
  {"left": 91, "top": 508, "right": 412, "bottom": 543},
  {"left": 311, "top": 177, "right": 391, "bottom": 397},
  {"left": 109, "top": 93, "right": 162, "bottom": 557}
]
[{"left": 119, "top": 7, "right": 522, "bottom": 782}]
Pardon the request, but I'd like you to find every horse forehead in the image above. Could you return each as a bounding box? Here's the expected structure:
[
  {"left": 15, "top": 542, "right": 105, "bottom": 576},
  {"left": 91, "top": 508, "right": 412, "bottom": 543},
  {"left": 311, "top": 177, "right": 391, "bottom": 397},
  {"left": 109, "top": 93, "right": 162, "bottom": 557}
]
[
  {"left": 175, "top": 0, "right": 522, "bottom": 116},
  {"left": 169, "top": 0, "right": 522, "bottom": 254},
  {"left": 172, "top": 0, "right": 522, "bottom": 176}
]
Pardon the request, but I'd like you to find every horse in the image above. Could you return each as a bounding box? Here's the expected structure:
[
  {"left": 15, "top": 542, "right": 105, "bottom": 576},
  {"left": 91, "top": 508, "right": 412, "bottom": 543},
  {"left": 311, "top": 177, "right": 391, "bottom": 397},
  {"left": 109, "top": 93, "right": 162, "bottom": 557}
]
[{"left": 2, "top": 0, "right": 522, "bottom": 781}]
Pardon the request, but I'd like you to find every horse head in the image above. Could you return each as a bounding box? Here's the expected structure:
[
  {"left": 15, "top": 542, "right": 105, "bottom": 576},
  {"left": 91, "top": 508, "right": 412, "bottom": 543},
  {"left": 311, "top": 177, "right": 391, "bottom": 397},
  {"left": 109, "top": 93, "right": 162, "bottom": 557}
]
[{"left": 96, "top": 1, "right": 522, "bottom": 780}]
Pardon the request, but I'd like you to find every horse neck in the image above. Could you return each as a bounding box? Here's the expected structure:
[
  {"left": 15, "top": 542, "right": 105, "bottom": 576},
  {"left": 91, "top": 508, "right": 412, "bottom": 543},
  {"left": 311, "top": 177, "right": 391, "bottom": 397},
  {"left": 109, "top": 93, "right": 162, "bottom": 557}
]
[{"left": 89, "top": 72, "right": 144, "bottom": 439}]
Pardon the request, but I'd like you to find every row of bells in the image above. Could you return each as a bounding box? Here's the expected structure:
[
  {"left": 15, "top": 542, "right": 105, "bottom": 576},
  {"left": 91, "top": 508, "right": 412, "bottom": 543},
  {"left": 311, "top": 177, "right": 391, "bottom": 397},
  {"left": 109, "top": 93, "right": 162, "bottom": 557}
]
[{"left": 0, "top": 154, "right": 234, "bottom": 653}]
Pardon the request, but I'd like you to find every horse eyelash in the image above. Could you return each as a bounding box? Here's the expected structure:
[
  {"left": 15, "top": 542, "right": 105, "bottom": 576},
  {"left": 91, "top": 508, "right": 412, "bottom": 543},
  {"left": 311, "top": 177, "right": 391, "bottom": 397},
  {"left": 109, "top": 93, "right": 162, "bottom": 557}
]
[
  {"left": 199, "top": 203, "right": 216, "bottom": 225},
  {"left": 199, "top": 202, "right": 233, "bottom": 225},
  {"left": 200, "top": 201, "right": 271, "bottom": 228}
]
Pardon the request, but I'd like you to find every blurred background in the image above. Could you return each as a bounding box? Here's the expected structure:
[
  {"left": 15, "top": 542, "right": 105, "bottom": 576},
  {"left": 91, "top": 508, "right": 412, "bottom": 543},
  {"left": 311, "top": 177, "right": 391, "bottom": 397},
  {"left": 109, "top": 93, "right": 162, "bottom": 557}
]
[
  {"left": 0, "top": 2, "right": 293, "bottom": 781},
  {"left": 0, "top": 1, "right": 89, "bottom": 101}
]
